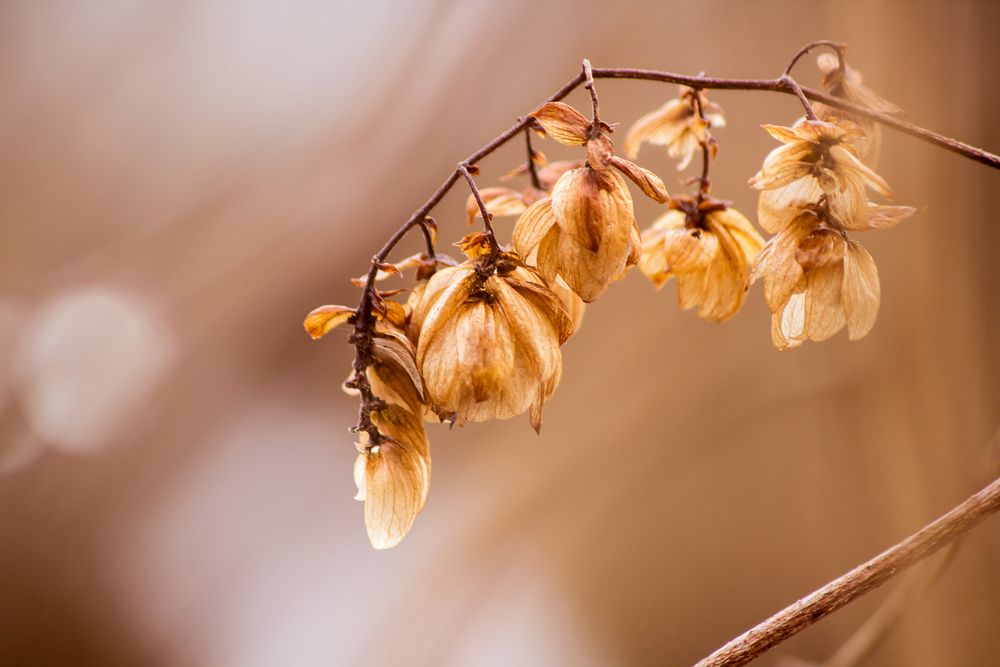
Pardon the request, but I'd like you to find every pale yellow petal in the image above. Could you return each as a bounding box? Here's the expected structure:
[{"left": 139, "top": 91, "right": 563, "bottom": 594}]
[
  {"left": 842, "top": 240, "right": 880, "bottom": 340},
  {"left": 512, "top": 198, "right": 557, "bottom": 258}
]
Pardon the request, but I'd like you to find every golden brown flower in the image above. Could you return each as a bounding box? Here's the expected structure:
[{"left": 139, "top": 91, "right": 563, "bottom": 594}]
[
  {"left": 304, "top": 295, "right": 433, "bottom": 549},
  {"left": 750, "top": 206, "right": 913, "bottom": 349},
  {"left": 749, "top": 119, "right": 893, "bottom": 234},
  {"left": 353, "top": 404, "right": 431, "bottom": 550},
  {"left": 638, "top": 196, "right": 764, "bottom": 322},
  {"left": 512, "top": 102, "right": 668, "bottom": 303},
  {"left": 624, "top": 86, "right": 725, "bottom": 169},
  {"left": 410, "top": 235, "right": 574, "bottom": 431},
  {"left": 814, "top": 53, "right": 902, "bottom": 166}
]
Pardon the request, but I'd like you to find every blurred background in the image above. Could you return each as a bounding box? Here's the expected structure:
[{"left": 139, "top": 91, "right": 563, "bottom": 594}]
[{"left": 1, "top": 1, "right": 998, "bottom": 665}]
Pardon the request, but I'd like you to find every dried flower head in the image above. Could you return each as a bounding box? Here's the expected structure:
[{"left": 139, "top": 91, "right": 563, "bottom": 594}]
[
  {"left": 353, "top": 404, "right": 431, "bottom": 549},
  {"left": 814, "top": 53, "right": 902, "bottom": 165},
  {"left": 749, "top": 119, "right": 893, "bottom": 234},
  {"left": 639, "top": 196, "right": 764, "bottom": 322},
  {"left": 624, "top": 86, "right": 725, "bottom": 169},
  {"left": 512, "top": 102, "right": 669, "bottom": 302},
  {"left": 410, "top": 234, "right": 574, "bottom": 431},
  {"left": 750, "top": 198, "right": 913, "bottom": 350}
]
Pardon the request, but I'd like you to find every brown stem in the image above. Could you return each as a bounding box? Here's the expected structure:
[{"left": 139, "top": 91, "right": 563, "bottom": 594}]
[
  {"left": 783, "top": 40, "right": 846, "bottom": 77},
  {"left": 691, "top": 90, "right": 712, "bottom": 201},
  {"left": 458, "top": 163, "right": 501, "bottom": 257},
  {"left": 779, "top": 75, "right": 818, "bottom": 120},
  {"left": 589, "top": 68, "right": 999, "bottom": 167},
  {"left": 525, "top": 128, "right": 542, "bottom": 190},
  {"left": 582, "top": 58, "right": 601, "bottom": 127},
  {"left": 692, "top": 473, "right": 1000, "bottom": 667}
]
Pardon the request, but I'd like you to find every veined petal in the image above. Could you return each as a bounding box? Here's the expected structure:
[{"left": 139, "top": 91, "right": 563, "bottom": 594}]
[
  {"left": 829, "top": 145, "right": 894, "bottom": 198},
  {"left": 513, "top": 198, "right": 557, "bottom": 258},
  {"left": 623, "top": 98, "right": 690, "bottom": 159},
  {"left": 842, "top": 240, "right": 880, "bottom": 340},
  {"left": 803, "top": 262, "right": 846, "bottom": 342},
  {"left": 363, "top": 406, "right": 431, "bottom": 549},
  {"left": 465, "top": 187, "right": 526, "bottom": 225},
  {"left": 757, "top": 177, "right": 823, "bottom": 233},
  {"left": 530, "top": 102, "right": 590, "bottom": 146},
  {"left": 609, "top": 155, "right": 669, "bottom": 202},
  {"left": 759, "top": 215, "right": 816, "bottom": 310},
  {"left": 303, "top": 305, "right": 355, "bottom": 340}
]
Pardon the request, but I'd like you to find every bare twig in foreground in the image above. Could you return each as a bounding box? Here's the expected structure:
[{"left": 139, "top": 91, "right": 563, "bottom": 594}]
[{"left": 693, "top": 474, "right": 1000, "bottom": 667}]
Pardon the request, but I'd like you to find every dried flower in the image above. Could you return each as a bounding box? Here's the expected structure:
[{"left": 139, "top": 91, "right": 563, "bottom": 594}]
[
  {"left": 304, "top": 296, "right": 433, "bottom": 549},
  {"left": 512, "top": 102, "right": 668, "bottom": 302},
  {"left": 814, "top": 53, "right": 901, "bottom": 165},
  {"left": 410, "top": 234, "right": 574, "bottom": 431},
  {"left": 749, "top": 119, "right": 893, "bottom": 234},
  {"left": 353, "top": 404, "right": 431, "bottom": 549},
  {"left": 624, "top": 86, "right": 725, "bottom": 169},
  {"left": 639, "top": 196, "right": 764, "bottom": 322},
  {"left": 751, "top": 200, "right": 913, "bottom": 349}
]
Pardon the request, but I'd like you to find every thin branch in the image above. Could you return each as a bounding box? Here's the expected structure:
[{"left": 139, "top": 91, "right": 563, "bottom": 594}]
[
  {"left": 589, "top": 68, "right": 1000, "bottom": 167},
  {"left": 692, "top": 473, "right": 1000, "bottom": 667},
  {"left": 583, "top": 58, "right": 600, "bottom": 126},
  {"left": 417, "top": 216, "right": 437, "bottom": 258},
  {"left": 525, "top": 128, "right": 542, "bottom": 190},
  {"left": 779, "top": 75, "right": 818, "bottom": 121},
  {"left": 691, "top": 90, "right": 712, "bottom": 201},
  {"left": 783, "top": 40, "right": 846, "bottom": 77},
  {"left": 458, "top": 163, "right": 501, "bottom": 257}
]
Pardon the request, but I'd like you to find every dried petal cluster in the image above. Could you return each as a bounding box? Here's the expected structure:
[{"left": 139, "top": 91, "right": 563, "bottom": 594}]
[
  {"left": 513, "top": 102, "right": 669, "bottom": 302},
  {"left": 749, "top": 119, "right": 892, "bottom": 234},
  {"left": 639, "top": 197, "right": 763, "bottom": 322},
  {"left": 304, "top": 269, "right": 433, "bottom": 549},
  {"left": 624, "top": 86, "right": 725, "bottom": 169},
  {"left": 411, "top": 234, "right": 573, "bottom": 431},
  {"left": 305, "top": 48, "right": 930, "bottom": 549},
  {"left": 750, "top": 96, "right": 914, "bottom": 348}
]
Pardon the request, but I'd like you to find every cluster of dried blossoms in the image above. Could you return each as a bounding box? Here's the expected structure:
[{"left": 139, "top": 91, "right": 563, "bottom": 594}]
[{"left": 306, "top": 52, "right": 916, "bottom": 548}]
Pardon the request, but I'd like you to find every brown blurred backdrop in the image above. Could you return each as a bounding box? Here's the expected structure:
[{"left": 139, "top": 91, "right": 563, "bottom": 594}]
[{"left": 1, "top": 1, "right": 998, "bottom": 665}]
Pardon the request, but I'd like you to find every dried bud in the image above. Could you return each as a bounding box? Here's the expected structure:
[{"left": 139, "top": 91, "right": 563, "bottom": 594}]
[
  {"left": 639, "top": 198, "right": 764, "bottom": 322},
  {"left": 751, "top": 213, "right": 881, "bottom": 349},
  {"left": 515, "top": 102, "right": 668, "bottom": 302},
  {"left": 624, "top": 86, "right": 725, "bottom": 169},
  {"left": 410, "top": 252, "right": 572, "bottom": 431},
  {"left": 749, "top": 119, "right": 894, "bottom": 233},
  {"left": 514, "top": 168, "right": 638, "bottom": 302},
  {"left": 354, "top": 405, "right": 431, "bottom": 549}
]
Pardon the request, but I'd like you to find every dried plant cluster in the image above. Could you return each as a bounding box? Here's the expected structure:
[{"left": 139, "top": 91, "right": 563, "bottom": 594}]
[{"left": 306, "top": 45, "right": 956, "bottom": 550}]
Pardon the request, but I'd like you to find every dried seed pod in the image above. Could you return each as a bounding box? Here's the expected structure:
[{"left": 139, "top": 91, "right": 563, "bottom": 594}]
[
  {"left": 354, "top": 405, "right": 431, "bottom": 550},
  {"left": 411, "top": 241, "right": 572, "bottom": 431},
  {"left": 749, "top": 119, "right": 894, "bottom": 234},
  {"left": 624, "top": 86, "right": 725, "bottom": 169},
  {"left": 750, "top": 212, "right": 882, "bottom": 349},
  {"left": 639, "top": 198, "right": 764, "bottom": 323}
]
